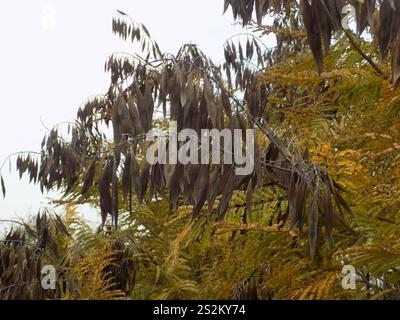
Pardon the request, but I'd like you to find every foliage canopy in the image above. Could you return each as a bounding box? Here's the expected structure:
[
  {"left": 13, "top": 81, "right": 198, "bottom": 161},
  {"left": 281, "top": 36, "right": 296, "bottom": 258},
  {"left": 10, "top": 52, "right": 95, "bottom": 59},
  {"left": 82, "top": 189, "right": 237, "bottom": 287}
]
[{"left": 1, "top": 1, "right": 400, "bottom": 300}]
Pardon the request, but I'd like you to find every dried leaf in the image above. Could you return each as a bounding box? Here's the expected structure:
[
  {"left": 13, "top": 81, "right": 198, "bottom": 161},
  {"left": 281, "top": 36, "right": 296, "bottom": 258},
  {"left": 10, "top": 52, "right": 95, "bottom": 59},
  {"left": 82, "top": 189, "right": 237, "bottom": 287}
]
[
  {"left": 81, "top": 159, "right": 97, "bottom": 195},
  {"left": 1, "top": 175, "right": 5, "bottom": 198}
]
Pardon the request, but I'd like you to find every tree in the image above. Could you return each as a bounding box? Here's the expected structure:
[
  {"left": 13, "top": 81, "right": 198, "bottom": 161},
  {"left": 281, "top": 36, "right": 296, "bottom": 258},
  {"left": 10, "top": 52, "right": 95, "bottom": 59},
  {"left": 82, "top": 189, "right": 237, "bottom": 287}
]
[{"left": 1, "top": 1, "right": 399, "bottom": 300}]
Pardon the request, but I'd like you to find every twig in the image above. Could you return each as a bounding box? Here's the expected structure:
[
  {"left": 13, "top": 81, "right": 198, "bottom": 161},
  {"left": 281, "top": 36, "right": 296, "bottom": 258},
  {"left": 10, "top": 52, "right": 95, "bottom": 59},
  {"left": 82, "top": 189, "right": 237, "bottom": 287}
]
[
  {"left": 0, "top": 151, "right": 41, "bottom": 173},
  {"left": 343, "top": 29, "right": 387, "bottom": 79},
  {"left": 318, "top": 0, "right": 387, "bottom": 79}
]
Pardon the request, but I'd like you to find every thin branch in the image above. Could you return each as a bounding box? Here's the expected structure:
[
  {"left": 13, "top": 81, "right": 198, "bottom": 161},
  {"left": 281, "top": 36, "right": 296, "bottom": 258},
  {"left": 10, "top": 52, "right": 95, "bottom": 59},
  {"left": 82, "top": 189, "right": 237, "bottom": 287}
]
[
  {"left": 0, "top": 151, "right": 41, "bottom": 173},
  {"left": 343, "top": 29, "right": 387, "bottom": 79},
  {"left": 319, "top": 0, "right": 387, "bottom": 79},
  {"left": 0, "top": 220, "right": 25, "bottom": 227}
]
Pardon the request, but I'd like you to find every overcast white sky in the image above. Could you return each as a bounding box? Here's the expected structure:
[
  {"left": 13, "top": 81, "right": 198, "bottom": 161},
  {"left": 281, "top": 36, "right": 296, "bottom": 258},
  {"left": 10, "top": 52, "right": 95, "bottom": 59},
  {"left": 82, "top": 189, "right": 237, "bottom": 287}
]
[{"left": 0, "top": 0, "right": 272, "bottom": 225}]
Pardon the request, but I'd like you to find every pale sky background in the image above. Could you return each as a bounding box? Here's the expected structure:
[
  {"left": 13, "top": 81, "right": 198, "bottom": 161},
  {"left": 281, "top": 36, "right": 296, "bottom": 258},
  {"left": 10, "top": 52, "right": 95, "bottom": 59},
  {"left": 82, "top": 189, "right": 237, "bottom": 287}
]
[{"left": 0, "top": 0, "right": 273, "bottom": 227}]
